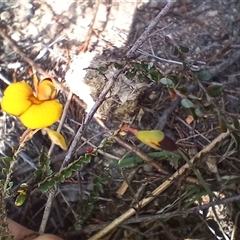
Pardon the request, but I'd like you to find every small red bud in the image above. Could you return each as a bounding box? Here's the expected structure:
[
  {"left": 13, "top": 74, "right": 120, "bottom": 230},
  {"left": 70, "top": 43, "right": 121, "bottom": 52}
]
[{"left": 86, "top": 147, "right": 94, "bottom": 154}]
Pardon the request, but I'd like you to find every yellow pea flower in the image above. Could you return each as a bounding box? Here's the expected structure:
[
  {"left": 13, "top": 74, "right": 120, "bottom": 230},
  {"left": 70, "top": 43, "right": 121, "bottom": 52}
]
[
  {"left": 120, "top": 124, "right": 178, "bottom": 151},
  {"left": 1, "top": 79, "right": 63, "bottom": 129}
]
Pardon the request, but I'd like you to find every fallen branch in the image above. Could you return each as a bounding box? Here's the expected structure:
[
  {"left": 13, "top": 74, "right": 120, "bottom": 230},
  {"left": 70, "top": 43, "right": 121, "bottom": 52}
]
[
  {"left": 73, "top": 193, "right": 240, "bottom": 236},
  {"left": 89, "top": 131, "right": 229, "bottom": 240}
]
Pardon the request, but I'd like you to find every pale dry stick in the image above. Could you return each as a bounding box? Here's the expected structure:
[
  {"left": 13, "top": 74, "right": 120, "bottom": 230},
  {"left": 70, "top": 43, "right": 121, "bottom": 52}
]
[
  {"left": 177, "top": 131, "right": 214, "bottom": 143},
  {"left": 231, "top": 211, "right": 240, "bottom": 240},
  {"left": 48, "top": 92, "right": 73, "bottom": 157},
  {"left": 148, "top": 38, "right": 155, "bottom": 56},
  {"left": 137, "top": 49, "right": 184, "bottom": 66},
  {"left": 34, "top": 35, "right": 66, "bottom": 61},
  {"left": 38, "top": 187, "right": 57, "bottom": 235},
  {"left": 39, "top": 92, "right": 73, "bottom": 234},
  {"left": 89, "top": 131, "right": 229, "bottom": 240}
]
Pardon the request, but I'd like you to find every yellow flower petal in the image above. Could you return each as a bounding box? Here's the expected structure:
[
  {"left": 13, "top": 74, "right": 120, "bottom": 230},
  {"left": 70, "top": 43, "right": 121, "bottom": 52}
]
[
  {"left": 1, "top": 82, "right": 33, "bottom": 116},
  {"left": 44, "top": 128, "right": 67, "bottom": 150},
  {"left": 37, "top": 78, "right": 57, "bottom": 101},
  {"left": 19, "top": 100, "right": 63, "bottom": 129}
]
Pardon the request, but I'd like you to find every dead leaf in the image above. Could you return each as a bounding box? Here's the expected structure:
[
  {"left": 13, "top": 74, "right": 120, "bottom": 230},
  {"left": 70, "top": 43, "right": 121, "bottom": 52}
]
[
  {"left": 186, "top": 115, "right": 194, "bottom": 124},
  {"left": 116, "top": 181, "right": 129, "bottom": 197}
]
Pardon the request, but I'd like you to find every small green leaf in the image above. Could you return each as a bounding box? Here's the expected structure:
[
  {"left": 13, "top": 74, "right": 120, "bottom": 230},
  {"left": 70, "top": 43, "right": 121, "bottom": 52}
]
[
  {"left": 148, "top": 62, "right": 154, "bottom": 70},
  {"left": 9, "top": 181, "right": 13, "bottom": 188},
  {"left": 34, "top": 169, "right": 42, "bottom": 181},
  {"left": 189, "top": 108, "right": 199, "bottom": 120},
  {"left": 198, "top": 69, "right": 212, "bottom": 81},
  {"left": 138, "top": 62, "right": 149, "bottom": 72},
  {"left": 35, "top": 150, "right": 53, "bottom": 181},
  {"left": 181, "top": 99, "right": 195, "bottom": 108},
  {"left": 99, "top": 66, "right": 108, "bottom": 73},
  {"left": 148, "top": 69, "right": 162, "bottom": 81},
  {"left": 133, "top": 62, "right": 148, "bottom": 71},
  {"left": 46, "top": 168, "right": 53, "bottom": 176},
  {"left": 59, "top": 174, "right": 65, "bottom": 182},
  {"left": 2, "top": 168, "right": 8, "bottom": 175},
  {"left": 207, "top": 85, "right": 223, "bottom": 97},
  {"left": 2, "top": 157, "right": 13, "bottom": 166},
  {"left": 39, "top": 179, "right": 55, "bottom": 192},
  {"left": 178, "top": 86, "right": 188, "bottom": 94},
  {"left": 179, "top": 45, "right": 189, "bottom": 53},
  {"left": 114, "top": 62, "right": 123, "bottom": 69},
  {"left": 159, "top": 78, "right": 173, "bottom": 86},
  {"left": 39, "top": 150, "right": 50, "bottom": 167},
  {"left": 125, "top": 71, "right": 136, "bottom": 80},
  {"left": 173, "top": 47, "right": 179, "bottom": 56},
  {"left": 117, "top": 156, "right": 143, "bottom": 168},
  {"left": 195, "top": 108, "right": 204, "bottom": 117},
  {"left": 74, "top": 223, "right": 82, "bottom": 231},
  {"left": 62, "top": 169, "right": 72, "bottom": 178},
  {"left": 98, "top": 66, "right": 108, "bottom": 73},
  {"left": 168, "top": 155, "right": 180, "bottom": 168},
  {"left": 15, "top": 193, "right": 27, "bottom": 207}
]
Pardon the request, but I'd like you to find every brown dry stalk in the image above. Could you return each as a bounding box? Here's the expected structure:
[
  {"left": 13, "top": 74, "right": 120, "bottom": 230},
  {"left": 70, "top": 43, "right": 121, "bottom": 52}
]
[{"left": 89, "top": 131, "right": 229, "bottom": 240}]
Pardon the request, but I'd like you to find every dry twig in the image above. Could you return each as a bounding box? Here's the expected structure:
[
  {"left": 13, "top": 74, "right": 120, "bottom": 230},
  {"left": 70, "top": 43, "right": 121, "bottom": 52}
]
[{"left": 39, "top": 91, "right": 73, "bottom": 234}]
